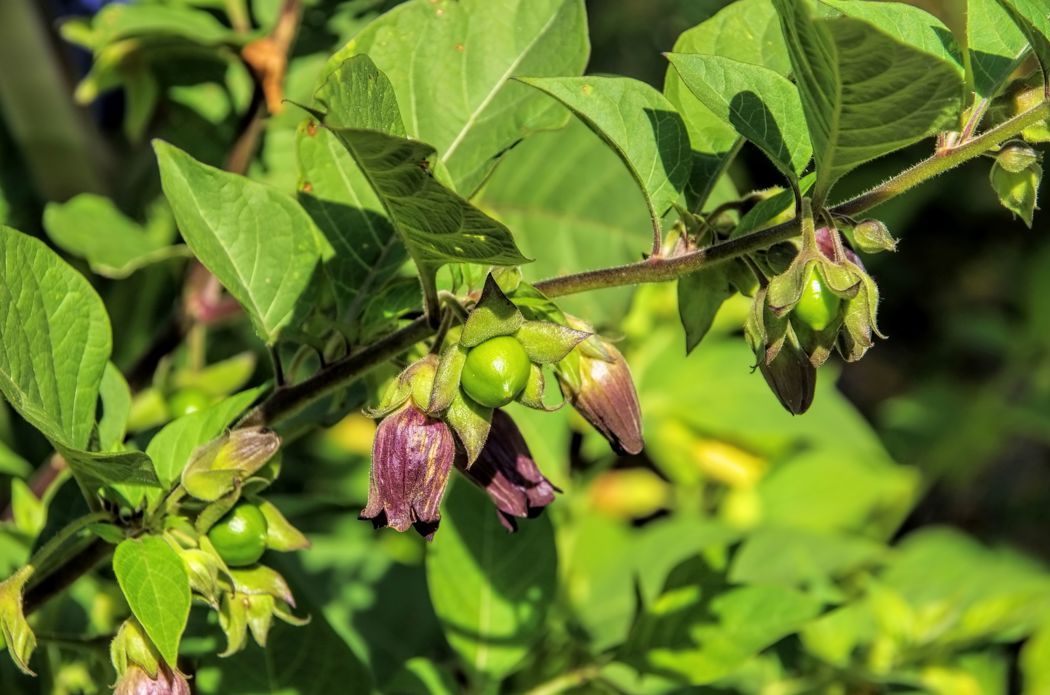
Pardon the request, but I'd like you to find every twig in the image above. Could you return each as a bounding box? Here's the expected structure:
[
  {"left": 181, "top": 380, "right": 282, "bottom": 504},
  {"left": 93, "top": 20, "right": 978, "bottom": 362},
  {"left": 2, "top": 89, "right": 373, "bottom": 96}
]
[
  {"left": 24, "top": 539, "right": 112, "bottom": 615},
  {"left": 238, "top": 316, "right": 433, "bottom": 427}
]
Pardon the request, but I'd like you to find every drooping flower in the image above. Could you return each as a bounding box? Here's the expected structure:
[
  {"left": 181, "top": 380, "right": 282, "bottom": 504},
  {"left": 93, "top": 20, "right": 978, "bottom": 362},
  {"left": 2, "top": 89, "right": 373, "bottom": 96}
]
[
  {"left": 114, "top": 663, "right": 190, "bottom": 695},
  {"left": 110, "top": 618, "right": 189, "bottom": 695},
  {"left": 458, "top": 410, "right": 558, "bottom": 531},
  {"left": 360, "top": 402, "right": 456, "bottom": 539},
  {"left": 558, "top": 337, "right": 644, "bottom": 456}
]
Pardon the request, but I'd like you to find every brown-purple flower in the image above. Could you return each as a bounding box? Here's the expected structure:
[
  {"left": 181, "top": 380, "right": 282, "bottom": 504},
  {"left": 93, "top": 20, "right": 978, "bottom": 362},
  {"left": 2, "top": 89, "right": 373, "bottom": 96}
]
[
  {"left": 360, "top": 402, "right": 456, "bottom": 539},
  {"left": 458, "top": 410, "right": 558, "bottom": 532},
  {"left": 114, "top": 664, "right": 190, "bottom": 695},
  {"left": 558, "top": 341, "right": 644, "bottom": 456}
]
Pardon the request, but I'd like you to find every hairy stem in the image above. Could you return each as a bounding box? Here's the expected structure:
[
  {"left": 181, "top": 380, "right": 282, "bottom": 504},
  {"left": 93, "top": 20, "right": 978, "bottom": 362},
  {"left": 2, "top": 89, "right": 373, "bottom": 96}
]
[
  {"left": 24, "top": 539, "right": 113, "bottom": 615},
  {"left": 836, "top": 100, "right": 1050, "bottom": 215},
  {"left": 238, "top": 316, "right": 434, "bottom": 427},
  {"left": 535, "top": 99, "right": 1050, "bottom": 298},
  {"left": 27, "top": 511, "right": 112, "bottom": 580}
]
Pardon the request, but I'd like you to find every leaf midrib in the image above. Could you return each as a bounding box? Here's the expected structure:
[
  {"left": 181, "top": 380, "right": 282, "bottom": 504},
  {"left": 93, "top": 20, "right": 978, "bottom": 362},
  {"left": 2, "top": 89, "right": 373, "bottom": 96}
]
[{"left": 441, "top": 2, "right": 567, "bottom": 167}]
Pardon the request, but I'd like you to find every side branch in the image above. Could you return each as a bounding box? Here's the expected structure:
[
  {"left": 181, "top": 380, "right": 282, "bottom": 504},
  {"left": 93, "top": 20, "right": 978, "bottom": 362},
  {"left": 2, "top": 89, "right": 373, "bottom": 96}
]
[
  {"left": 239, "top": 316, "right": 434, "bottom": 427},
  {"left": 537, "top": 100, "right": 1050, "bottom": 298}
]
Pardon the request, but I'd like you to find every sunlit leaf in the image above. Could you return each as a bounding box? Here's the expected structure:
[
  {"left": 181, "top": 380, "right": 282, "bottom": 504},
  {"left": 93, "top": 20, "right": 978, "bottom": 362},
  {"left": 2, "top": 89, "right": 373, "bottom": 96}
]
[
  {"left": 155, "top": 141, "right": 325, "bottom": 344},
  {"left": 520, "top": 76, "right": 691, "bottom": 240},
  {"left": 43, "top": 194, "right": 185, "bottom": 278},
  {"left": 0, "top": 226, "right": 109, "bottom": 449},
  {"left": 330, "top": 0, "right": 589, "bottom": 195},
  {"left": 667, "top": 53, "right": 811, "bottom": 179},
  {"left": 772, "top": 0, "right": 964, "bottom": 204},
  {"left": 113, "top": 536, "right": 191, "bottom": 666},
  {"left": 426, "top": 480, "right": 556, "bottom": 680}
]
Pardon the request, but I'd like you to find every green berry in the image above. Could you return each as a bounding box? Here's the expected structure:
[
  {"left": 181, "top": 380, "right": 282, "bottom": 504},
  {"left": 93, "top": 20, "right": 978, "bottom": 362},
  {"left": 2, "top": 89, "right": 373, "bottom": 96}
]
[
  {"left": 794, "top": 265, "right": 840, "bottom": 331},
  {"left": 207, "top": 503, "right": 268, "bottom": 567},
  {"left": 460, "top": 336, "right": 531, "bottom": 408},
  {"left": 167, "top": 388, "right": 210, "bottom": 418}
]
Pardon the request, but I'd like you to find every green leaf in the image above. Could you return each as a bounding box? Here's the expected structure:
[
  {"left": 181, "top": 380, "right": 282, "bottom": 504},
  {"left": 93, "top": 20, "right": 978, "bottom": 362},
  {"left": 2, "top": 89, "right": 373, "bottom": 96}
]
[
  {"left": 772, "top": 0, "right": 964, "bottom": 204},
  {"left": 799, "top": 602, "right": 874, "bottom": 668},
  {"left": 520, "top": 76, "right": 691, "bottom": 240},
  {"left": 170, "top": 352, "right": 256, "bottom": 398},
  {"left": 10, "top": 479, "right": 44, "bottom": 537},
  {"left": 663, "top": 0, "right": 789, "bottom": 208},
  {"left": 666, "top": 53, "right": 811, "bottom": 179},
  {"left": 113, "top": 536, "right": 191, "bottom": 666},
  {"left": 636, "top": 333, "right": 915, "bottom": 529},
  {"left": 622, "top": 556, "right": 821, "bottom": 684},
  {"left": 297, "top": 125, "right": 406, "bottom": 326},
  {"left": 56, "top": 447, "right": 160, "bottom": 493},
  {"left": 565, "top": 516, "right": 736, "bottom": 653},
  {"left": 0, "top": 567, "right": 36, "bottom": 675},
  {"left": 0, "top": 226, "right": 110, "bottom": 449},
  {"left": 1022, "top": 621, "right": 1050, "bottom": 695},
  {"left": 476, "top": 118, "right": 651, "bottom": 324},
  {"left": 677, "top": 265, "right": 733, "bottom": 353},
  {"left": 756, "top": 449, "right": 918, "bottom": 535},
  {"left": 426, "top": 480, "right": 557, "bottom": 680},
  {"left": 819, "top": 0, "right": 965, "bottom": 75},
  {"left": 880, "top": 528, "right": 1050, "bottom": 644},
  {"left": 386, "top": 659, "right": 460, "bottom": 695},
  {"left": 64, "top": 3, "right": 236, "bottom": 50},
  {"left": 729, "top": 526, "right": 884, "bottom": 591},
  {"left": 990, "top": 158, "right": 1041, "bottom": 227},
  {"left": 146, "top": 386, "right": 266, "bottom": 489},
  {"left": 318, "top": 126, "right": 527, "bottom": 277},
  {"left": 967, "top": 0, "right": 1029, "bottom": 100},
  {"left": 995, "top": 0, "right": 1050, "bottom": 87},
  {"left": 98, "top": 363, "right": 131, "bottom": 451},
  {"left": 299, "top": 55, "right": 409, "bottom": 327},
  {"left": 331, "top": 0, "right": 589, "bottom": 195},
  {"left": 155, "top": 141, "right": 324, "bottom": 344},
  {"left": 42, "top": 194, "right": 185, "bottom": 278},
  {"left": 0, "top": 440, "right": 30, "bottom": 478},
  {"left": 313, "top": 55, "right": 405, "bottom": 135}
]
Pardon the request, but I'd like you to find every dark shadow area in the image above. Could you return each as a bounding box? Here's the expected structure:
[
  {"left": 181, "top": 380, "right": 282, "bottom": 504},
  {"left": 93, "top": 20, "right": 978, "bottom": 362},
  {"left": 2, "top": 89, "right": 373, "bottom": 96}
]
[{"left": 728, "top": 90, "right": 792, "bottom": 177}]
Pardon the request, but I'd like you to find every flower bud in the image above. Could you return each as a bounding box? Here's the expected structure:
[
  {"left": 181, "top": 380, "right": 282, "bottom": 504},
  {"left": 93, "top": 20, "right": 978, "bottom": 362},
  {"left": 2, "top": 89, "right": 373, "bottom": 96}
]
[
  {"left": 181, "top": 427, "right": 281, "bottom": 502},
  {"left": 372, "top": 355, "right": 438, "bottom": 418},
  {"left": 182, "top": 263, "right": 241, "bottom": 326},
  {"left": 111, "top": 618, "right": 189, "bottom": 695},
  {"left": 114, "top": 663, "right": 190, "bottom": 695},
  {"left": 457, "top": 410, "right": 558, "bottom": 531},
  {"left": 360, "top": 402, "right": 456, "bottom": 539},
  {"left": 557, "top": 340, "right": 643, "bottom": 455},
  {"left": 996, "top": 143, "right": 1039, "bottom": 173},
  {"left": 110, "top": 618, "right": 159, "bottom": 679},
  {"left": 990, "top": 153, "right": 1041, "bottom": 228},
  {"left": 851, "top": 219, "right": 897, "bottom": 254},
  {"left": 177, "top": 547, "right": 222, "bottom": 606},
  {"left": 815, "top": 225, "right": 864, "bottom": 268},
  {"left": 1010, "top": 83, "right": 1050, "bottom": 142},
  {"left": 757, "top": 337, "right": 816, "bottom": 415}
]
